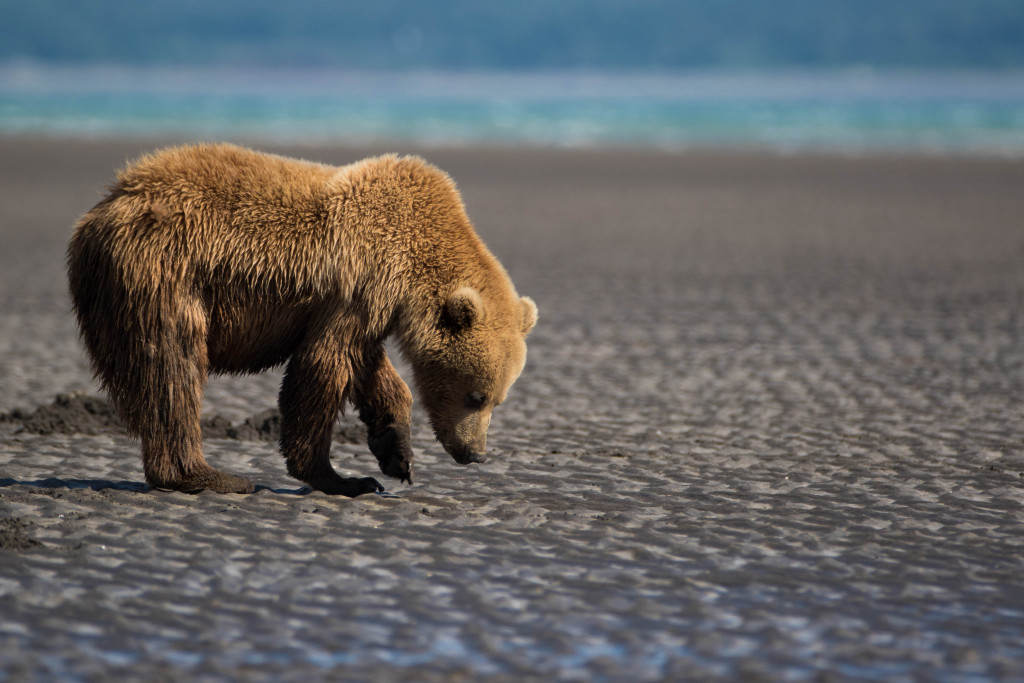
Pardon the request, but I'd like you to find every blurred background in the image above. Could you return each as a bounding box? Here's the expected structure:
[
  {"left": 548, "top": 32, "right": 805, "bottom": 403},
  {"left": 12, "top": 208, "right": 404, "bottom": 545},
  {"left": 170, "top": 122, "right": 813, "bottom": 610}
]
[{"left": 1, "top": 0, "right": 1023, "bottom": 152}]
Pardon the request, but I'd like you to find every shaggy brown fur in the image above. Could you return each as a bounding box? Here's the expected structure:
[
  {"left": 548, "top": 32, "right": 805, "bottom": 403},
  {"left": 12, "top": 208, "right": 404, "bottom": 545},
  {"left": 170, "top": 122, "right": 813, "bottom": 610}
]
[{"left": 67, "top": 143, "right": 537, "bottom": 495}]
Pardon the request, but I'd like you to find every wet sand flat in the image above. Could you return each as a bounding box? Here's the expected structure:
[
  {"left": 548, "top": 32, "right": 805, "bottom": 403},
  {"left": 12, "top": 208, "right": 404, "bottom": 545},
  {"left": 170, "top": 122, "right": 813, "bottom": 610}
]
[{"left": 2, "top": 137, "right": 1024, "bottom": 679}]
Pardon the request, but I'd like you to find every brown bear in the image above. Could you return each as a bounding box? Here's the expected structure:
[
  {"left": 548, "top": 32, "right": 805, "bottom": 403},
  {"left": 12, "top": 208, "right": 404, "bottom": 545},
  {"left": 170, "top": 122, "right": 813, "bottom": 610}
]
[{"left": 67, "top": 143, "right": 536, "bottom": 496}]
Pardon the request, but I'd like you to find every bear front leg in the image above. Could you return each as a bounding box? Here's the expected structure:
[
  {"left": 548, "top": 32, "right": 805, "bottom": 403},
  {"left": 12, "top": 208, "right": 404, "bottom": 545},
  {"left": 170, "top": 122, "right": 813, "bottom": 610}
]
[
  {"left": 279, "top": 347, "right": 384, "bottom": 496},
  {"left": 351, "top": 349, "right": 415, "bottom": 484}
]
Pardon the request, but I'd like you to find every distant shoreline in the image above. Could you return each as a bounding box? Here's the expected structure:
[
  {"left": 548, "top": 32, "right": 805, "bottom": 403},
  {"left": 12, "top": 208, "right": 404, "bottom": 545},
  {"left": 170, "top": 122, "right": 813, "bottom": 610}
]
[
  {"left": 3, "top": 131, "right": 1024, "bottom": 163},
  {"left": 2, "top": 66, "right": 1023, "bottom": 157}
]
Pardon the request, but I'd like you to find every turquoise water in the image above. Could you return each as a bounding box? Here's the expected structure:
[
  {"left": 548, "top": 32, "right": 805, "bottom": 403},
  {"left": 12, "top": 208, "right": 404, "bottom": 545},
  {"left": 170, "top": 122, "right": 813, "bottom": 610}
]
[{"left": 2, "top": 65, "right": 1023, "bottom": 153}]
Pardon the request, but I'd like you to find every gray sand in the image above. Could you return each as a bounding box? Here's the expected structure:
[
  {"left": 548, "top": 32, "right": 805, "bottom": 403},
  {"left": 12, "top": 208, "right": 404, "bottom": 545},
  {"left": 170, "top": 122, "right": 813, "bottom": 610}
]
[{"left": 2, "top": 138, "right": 1024, "bottom": 680}]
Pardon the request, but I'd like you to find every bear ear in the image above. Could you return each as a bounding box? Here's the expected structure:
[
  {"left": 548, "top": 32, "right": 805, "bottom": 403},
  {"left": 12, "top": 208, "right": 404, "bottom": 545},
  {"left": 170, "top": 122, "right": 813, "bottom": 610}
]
[
  {"left": 442, "top": 286, "right": 482, "bottom": 332},
  {"left": 520, "top": 296, "right": 538, "bottom": 335}
]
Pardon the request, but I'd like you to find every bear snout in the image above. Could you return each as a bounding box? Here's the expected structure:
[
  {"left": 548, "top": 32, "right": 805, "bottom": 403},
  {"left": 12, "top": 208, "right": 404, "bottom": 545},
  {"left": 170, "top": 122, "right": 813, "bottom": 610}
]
[
  {"left": 461, "top": 451, "right": 488, "bottom": 465},
  {"left": 444, "top": 442, "right": 488, "bottom": 465}
]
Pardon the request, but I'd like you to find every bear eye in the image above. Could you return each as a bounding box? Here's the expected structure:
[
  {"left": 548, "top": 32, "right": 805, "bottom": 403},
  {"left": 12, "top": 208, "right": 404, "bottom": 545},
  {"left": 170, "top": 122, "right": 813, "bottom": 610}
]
[{"left": 466, "top": 392, "right": 487, "bottom": 409}]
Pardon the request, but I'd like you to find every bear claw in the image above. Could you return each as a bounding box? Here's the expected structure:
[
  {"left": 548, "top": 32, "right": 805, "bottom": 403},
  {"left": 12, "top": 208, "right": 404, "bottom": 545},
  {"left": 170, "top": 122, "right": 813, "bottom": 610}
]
[{"left": 380, "top": 459, "right": 413, "bottom": 485}]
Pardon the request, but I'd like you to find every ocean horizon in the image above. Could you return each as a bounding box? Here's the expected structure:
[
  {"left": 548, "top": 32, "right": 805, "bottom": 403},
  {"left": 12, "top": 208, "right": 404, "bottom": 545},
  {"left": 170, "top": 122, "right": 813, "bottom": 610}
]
[{"left": 2, "top": 64, "right": 1024, "bottom": 155}]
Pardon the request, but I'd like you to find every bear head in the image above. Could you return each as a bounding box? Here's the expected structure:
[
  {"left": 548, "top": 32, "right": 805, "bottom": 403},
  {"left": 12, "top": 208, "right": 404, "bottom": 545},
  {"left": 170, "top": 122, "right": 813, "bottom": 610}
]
[{"left": 411, "top": 285, "right": 537, "bottom": 465}]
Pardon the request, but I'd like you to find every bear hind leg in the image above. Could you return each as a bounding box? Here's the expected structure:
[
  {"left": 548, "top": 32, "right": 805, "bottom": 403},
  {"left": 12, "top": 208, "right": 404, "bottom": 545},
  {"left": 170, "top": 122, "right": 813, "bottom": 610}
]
[
  {"left": 125, "top": 306, "right": 253, "bottom": 494},
  {"left": 143, "top": 438, "right": 255, "bottom": 494},
  {"left": 137, "top": 361, "right": 254, "bottom": 495}
]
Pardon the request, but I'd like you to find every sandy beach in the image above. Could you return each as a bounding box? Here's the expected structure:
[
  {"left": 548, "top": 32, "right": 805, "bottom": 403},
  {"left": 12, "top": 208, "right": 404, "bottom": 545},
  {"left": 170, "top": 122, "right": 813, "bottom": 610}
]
[{"left": 2, "top": 136, "right": 1024, "bottom": 679}]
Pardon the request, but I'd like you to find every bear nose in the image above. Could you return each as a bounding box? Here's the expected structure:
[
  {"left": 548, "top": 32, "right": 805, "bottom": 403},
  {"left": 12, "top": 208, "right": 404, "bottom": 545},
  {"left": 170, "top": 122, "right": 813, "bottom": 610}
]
[
  {"left": 454, "top": 449, "right": 487, "bottom": 465},
  {"left": 445, "top": 443, "right": 488, "bottom": 465},
  {"left": 463, "top": 451, "right": 487, "bottom": 464}
]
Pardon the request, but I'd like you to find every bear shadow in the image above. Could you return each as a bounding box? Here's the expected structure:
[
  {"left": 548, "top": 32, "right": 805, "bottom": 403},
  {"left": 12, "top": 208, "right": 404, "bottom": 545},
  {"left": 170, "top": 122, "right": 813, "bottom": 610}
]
[
  {"left": 0, "top": 477, "right": 398, "bottom": 497},
  {"left": 0, "top": 477, "right": 151, "bottom": 492}
]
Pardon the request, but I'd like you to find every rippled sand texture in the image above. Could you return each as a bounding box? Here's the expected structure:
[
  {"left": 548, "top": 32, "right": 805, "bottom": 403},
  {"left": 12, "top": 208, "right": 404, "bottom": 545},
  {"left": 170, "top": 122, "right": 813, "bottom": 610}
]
[{"left": 2, "top": 139, "right": 1024, "bottom": 680}]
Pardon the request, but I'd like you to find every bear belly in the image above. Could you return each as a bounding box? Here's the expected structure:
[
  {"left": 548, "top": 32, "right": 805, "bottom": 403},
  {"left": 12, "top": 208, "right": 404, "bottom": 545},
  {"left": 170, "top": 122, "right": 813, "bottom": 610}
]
[{"left": 206, "top": 301, "right": 311, "bottom": 374}]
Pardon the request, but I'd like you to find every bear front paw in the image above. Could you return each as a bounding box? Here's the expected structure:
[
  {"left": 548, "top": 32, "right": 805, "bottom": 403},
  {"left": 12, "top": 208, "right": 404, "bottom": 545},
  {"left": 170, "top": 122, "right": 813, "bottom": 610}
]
[
  {"left": 314, "top": 475, "right": 384, "bottom": 497},
  {"left": 368, "top": 423, "right": 414, "bottom": 484},
  {"left": 347, "top": 476, "right": 385, "bottom": 496}
]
